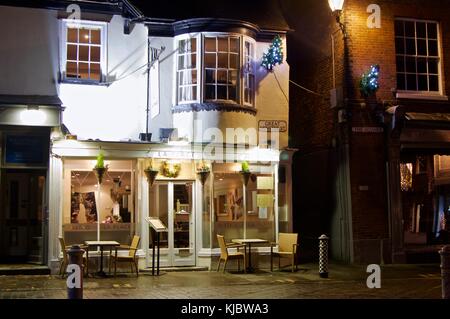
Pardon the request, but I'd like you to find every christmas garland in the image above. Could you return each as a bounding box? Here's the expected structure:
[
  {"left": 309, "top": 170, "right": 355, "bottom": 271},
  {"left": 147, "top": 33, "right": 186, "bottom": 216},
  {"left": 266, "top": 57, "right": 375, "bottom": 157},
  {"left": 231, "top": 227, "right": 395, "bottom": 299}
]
[{"left": 161, "top": 161, "right": 181, "bottom": 178}]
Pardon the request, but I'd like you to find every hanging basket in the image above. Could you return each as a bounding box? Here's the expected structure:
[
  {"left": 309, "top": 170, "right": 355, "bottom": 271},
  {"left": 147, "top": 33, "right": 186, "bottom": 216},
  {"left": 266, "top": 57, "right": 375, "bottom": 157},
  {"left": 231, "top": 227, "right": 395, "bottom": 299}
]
[
  {"left": 93, "top": 167, "right": 108, "bottom": 184},
  {"left": 240, "top": 171, "right": 251, "bottom": 186},
  {"left": 144, "top": 169, "right": 159, "bottom": 187},
  {"left": 197, "top": 170, "right": 210, "bottom": 186}
]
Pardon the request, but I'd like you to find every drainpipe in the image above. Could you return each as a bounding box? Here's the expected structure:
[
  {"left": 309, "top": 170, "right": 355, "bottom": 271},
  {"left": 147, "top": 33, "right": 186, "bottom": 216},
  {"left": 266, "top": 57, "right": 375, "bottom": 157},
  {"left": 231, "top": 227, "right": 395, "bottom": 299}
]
[{"left": 146, "top": 37, "right": 150, "bottom": 138}]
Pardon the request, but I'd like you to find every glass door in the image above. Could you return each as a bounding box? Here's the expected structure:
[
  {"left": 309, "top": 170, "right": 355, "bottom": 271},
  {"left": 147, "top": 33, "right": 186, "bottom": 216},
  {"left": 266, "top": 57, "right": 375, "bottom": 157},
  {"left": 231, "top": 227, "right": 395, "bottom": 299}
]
[{"left": 148, "top": 181, "right": 195, "bottom": 267}]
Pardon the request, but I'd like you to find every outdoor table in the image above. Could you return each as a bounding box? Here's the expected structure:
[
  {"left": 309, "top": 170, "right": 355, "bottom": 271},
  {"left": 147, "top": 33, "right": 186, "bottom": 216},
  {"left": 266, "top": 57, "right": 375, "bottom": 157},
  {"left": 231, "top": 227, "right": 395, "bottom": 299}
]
[
  {"left": 231, "top": 238, "right": 269, "bottom": 273},
  {"left": 84, "top": 241, "right": 119, "bottom": 277}
]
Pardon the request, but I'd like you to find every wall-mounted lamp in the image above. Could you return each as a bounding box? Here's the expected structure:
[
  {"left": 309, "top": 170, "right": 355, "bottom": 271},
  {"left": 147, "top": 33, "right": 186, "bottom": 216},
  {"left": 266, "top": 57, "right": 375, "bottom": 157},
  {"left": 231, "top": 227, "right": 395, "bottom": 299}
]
[
  {"left": 328, "top": 0, "right": 346, "bottom": 36},
  {"left": 20, "top": 105, "right": 47, "bottom": 126}
]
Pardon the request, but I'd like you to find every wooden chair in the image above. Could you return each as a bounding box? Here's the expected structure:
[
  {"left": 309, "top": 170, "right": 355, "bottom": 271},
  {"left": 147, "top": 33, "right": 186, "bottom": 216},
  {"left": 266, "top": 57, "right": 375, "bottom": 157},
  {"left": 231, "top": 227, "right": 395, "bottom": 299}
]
[
  {"left": 270, "top": 233, "right": 299, "bottom": 272},
  {"left": 109, "top": 235, "right": 140, "bottom": 277},
  {"left": 58, "top": 237, "right": 88, "bottom": 278},
  {"left": 216, "top": 235, "right": 246, "bottom": 273}
]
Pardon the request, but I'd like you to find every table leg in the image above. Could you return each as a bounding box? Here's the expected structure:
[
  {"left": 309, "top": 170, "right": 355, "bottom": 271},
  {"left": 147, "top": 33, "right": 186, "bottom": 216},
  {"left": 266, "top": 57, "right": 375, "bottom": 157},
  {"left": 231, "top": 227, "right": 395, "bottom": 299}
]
[
  {"left": 247, "top": 243, "right": 254, "bottom": 273},
  {"left": 97, "top": 246, "right": 107, "bottom": 277},
  {"left": 152, "top": 229, "right": 155, "bottom": 276},
  {"left": 157, "top": 232, "right": 160, "bottom": 276}
]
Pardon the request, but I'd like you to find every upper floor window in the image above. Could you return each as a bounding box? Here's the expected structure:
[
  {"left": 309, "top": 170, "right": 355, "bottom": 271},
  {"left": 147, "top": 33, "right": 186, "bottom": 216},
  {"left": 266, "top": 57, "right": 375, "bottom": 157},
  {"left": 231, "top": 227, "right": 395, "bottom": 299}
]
[
  {"left": 204, "top": 36, "right": 239, "bottom": 103},
  {"left": 395, "top": 19, "right": 441, "bottom": 93},
  {"left": 177, "top": 38, "right": 198, "bottom": 102},
  {"left": 61, "top": 20, "right": 107, "bottom": 83},
  {"left": 176, "top": 34, "right": 256, "bottom": 107}
]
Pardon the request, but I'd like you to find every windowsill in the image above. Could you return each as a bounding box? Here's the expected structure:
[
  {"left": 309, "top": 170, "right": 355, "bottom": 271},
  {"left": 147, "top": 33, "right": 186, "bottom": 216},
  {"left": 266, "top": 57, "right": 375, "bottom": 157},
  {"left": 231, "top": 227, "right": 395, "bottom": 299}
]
[
  {"left": 172, "top": 102, "right": 257, "bottom": 115},
  {"left": 60, "top": 79, "right": 109, "bottom": 87},
  {"left": 396, "top": 92, "right": 448, "bottom": 101}
]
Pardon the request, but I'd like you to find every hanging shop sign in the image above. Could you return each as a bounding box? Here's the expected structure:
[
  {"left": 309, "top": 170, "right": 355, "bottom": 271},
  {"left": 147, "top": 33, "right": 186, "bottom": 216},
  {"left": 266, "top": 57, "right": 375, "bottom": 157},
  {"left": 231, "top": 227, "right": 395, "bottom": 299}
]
[{"left": 258, "top": 120, "right": 287, "bottom": 132}]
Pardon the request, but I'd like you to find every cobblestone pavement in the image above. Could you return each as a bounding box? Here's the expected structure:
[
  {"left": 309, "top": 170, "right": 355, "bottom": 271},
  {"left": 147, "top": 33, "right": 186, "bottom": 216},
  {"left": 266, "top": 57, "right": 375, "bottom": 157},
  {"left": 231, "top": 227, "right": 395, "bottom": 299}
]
[{"left": 0, "top": 263, "right": 443, "bottom": 299}]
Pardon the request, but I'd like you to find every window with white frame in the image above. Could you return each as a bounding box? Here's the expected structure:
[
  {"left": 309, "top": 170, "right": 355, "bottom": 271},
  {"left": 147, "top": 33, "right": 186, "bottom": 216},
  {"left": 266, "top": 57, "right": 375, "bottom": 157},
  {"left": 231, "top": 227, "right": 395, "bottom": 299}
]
[
  {"left": 243, "top": 40, "right": 255, "bottom": 106},
  {"left": 175, "top": 34, "right": 256, "bottom": 107},
  {"left": 395, "top": 19, "right": 440, "bottom": 93},
  {"left": 177, "top": 38, "right": 198, "bottom": 102},
  {"left": 61, "top": 20, "right": 106, "bottom": 83},
  {"left": 204, "top": 36, "right": 240, "bottom": 102}
]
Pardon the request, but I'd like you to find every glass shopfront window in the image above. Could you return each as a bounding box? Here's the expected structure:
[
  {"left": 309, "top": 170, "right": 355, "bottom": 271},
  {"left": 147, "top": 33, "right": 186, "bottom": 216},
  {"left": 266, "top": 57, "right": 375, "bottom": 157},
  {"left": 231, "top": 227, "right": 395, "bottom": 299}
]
[
  {"left": 62, "top": 159, "right": 136, "bottom": 245},
  {"left": 211, "top": 163, "right": 275, "bottom": 248}
]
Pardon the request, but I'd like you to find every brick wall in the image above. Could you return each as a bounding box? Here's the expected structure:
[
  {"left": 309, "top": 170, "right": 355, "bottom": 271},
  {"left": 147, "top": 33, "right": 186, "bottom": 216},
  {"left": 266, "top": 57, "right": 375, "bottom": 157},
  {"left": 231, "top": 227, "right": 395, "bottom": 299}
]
[{"left": 285, "top": 0, "right": 450, "bottom": 263}]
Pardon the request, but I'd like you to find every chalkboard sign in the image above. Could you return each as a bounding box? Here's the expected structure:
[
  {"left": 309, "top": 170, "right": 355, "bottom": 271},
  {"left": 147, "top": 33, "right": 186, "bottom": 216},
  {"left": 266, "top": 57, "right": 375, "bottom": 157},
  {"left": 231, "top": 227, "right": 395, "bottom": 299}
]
[{"left": 5, "top": 134, "right": 48, "bottom": 165}]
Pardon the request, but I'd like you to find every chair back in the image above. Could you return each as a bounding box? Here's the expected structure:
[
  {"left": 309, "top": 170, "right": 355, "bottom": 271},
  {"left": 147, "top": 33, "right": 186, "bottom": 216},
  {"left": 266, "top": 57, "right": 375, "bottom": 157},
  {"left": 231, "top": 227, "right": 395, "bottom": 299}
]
[
  {"left": 278, "top": 233, "right": 298, "bottom": 253},
  {"left": 58, "top": 237, "right": 68, "bottom": 262},
  {"left": 129, "top": 235, "right": 140, "bottom": 257},
  {"left": 216, "top": 235, "right": 228, "bottom": 259}
]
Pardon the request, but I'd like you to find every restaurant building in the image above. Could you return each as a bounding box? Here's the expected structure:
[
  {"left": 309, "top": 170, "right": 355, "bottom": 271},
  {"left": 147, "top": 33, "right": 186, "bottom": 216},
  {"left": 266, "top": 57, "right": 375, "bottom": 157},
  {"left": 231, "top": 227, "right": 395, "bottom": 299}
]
[{"left": 0, "top": 0, "right": 293, "bottom": 272}]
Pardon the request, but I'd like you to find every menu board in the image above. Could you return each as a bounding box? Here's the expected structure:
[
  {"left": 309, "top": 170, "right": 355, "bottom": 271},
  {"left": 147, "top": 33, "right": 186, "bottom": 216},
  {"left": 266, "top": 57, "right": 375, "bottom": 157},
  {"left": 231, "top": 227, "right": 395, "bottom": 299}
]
[
  {"left": 145, "top": 217, "right": 168, "bottom": 232},
  {"left": 257, "top": 176, "right": 274, "bottom": 190}
]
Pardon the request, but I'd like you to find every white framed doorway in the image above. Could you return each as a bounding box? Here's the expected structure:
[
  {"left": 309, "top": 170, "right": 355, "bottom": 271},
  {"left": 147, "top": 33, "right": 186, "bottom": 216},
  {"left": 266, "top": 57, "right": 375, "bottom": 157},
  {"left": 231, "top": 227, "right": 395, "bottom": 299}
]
[{"left": 147, "top": 181, "right": 196, "bottom": 267}]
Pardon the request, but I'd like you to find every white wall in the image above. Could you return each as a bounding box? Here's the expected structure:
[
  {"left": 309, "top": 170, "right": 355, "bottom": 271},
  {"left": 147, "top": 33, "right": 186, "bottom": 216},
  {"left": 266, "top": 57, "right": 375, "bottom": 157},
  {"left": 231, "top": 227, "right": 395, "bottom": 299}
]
[
  {"left": 0, "top": 5, "right": 60, "bottom": 96},
  {"left": 60, "top": 15, "right": 148, "bottom": 141},
  {"left": 148, "top": 34, "right": 290, "bottom": 148}
]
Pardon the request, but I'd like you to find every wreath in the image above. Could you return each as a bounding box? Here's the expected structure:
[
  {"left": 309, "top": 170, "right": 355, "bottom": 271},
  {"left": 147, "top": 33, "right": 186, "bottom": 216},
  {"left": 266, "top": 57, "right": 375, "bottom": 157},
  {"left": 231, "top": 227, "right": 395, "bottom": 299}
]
[{"left": 161, "top": 161, "right": 181, "bottom": 178}]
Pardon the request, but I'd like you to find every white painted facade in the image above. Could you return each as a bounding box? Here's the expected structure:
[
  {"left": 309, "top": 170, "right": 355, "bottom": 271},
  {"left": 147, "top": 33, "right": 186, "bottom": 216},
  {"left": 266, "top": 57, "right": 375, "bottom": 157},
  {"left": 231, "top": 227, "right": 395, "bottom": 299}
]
[{"left": 0, "top": 3, "right": 292, "bottom": 273}]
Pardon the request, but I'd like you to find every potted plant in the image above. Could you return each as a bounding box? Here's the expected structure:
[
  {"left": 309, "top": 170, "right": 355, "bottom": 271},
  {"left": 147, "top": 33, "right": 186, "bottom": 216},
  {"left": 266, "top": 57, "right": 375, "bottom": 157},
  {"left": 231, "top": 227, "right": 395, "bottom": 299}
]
[
  {"left": 93, "top": 151, "right": 108, "bottom": 184},
  {"left": 240, "top": 161, "right": 251, "bottom": 186},
  {"left": 144, "top": 159, "right": 159, "bottom": 186},
  {"left": 197, "top": 161, "right": 210, "bottom": 186}
]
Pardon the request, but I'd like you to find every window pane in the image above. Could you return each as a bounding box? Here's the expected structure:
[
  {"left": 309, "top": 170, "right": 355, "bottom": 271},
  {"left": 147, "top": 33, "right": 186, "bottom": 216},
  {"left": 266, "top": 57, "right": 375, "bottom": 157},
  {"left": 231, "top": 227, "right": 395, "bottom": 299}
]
[
  {"left": 91, "top": 29, "right": 101, "bottom": 45},
  {"left": 228, "top": 86, "right": 237, "bottom": 101},
  {"left": 417, "top": 39, "right": 427, "bottom": 55},
  {"left": 406, "top": 74, "right": 417, "bottom": 91},
  {"left": 67, "top": 44, "right": 77, "bottom": 61},
  {"left": 191, "top": 70, "right": 197, "bottom": 84},
  {"left": 428, "top": 23, "right": 437, "bottom": 39},
  {"left": 91, "top": 46, "right": 101, "bottom": 62},
  {"left": 417, "top": 58, "right": 427, "bottom": 73},
  {"left": 90, "top": 63, "right": 101, "bottom": 81},
  {"left": 229, "top": 70, "right": 237, "bottom": 85},
  {"left": 205, "top": 53, "right": 216, "bottom": 68},
  {"left": 397, "top": 73, "right": 406, "bottom": 90},
  {"left": 405, "top": 38, "right": 416, "bottom": 55},
  {"left": 79, "top": 62, "right": 89, "bottom": 79},
  {"left": 405, "top": 57, "right": 416, "bottom": 73},
  {"left": 205, "top": 85, "right": 215, "bottom": 99},
  {"left": 205, "top": 37, "right": 216, "bottom": 52},
  {"left": 184, "top": 86, "right": 196, "bottom": 101},
  {"left": 230, "top": 38, "right": 239, "bottom": 53},
  {"left": 178, "top": 40, "right": 187, "bottom": 53},
  {"left": 178, "top": 55, "right": 186, "bottom": 70},
  {"left": 218, "top": 37, "right": 228, "bottom": 52},
  {"left": 205, "top": 69, "right": 216, "bottom": 84},
  {"left": 67, "top": 28, "right": 78, "bottom": 43},
  {"left": 395, "top": 38, "right": 405, "bottom": 54},
  {"left": 190, "top": 38, "right": 197, "bottom": 52},
  {"left": 405, "top": 21, "right": 415, "bottom": 37},
  {"left": 428, "top": 58, "right": 438, "bottom": 74},
  {"left": 418, "top": 75, "right": 428, "bottom": 91},
  {"left": 429, "top": 75, "right": 439, "bottom": 91},
  {"left": 217, "top": 70, "right": 227, "bottom": 84},
  {"left": 79, "top": 45, "right": 89, "bottom": 61},
  {"left": 416, "top": 22, "right": 426, "bottom": 38},
  {"left": 396, "top": 56, "right": 405, "bottom": 72},
  {"left": 217, "top": 85, "right": 227, "bottom": 100},
  {"left": 394, "top": 20, "right": 404, "bottom": 37},
  {"left": 80, "top": 29, "right": 90, "bottom": 44},
  {"left": 66, "top": 62, "right": 78, "bottom": 78},
  {"left": 230, "top": 54, "right": 239, "bottom": 69},
  {"left": 428, "top": 40, "right": 438, "bottom": 56},
  {"left": 218, "top": 53, "right": 228, "bottom": 68}
]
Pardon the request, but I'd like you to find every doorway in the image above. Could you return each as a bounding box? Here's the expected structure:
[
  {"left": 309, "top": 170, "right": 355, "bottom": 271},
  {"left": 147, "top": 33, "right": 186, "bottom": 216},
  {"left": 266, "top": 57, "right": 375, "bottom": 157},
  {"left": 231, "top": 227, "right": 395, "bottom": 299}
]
[
  {"left": 147, "top": 181, "right": 195, "bottom": 267},
  {"left": 0, "top": 170, "right": 46, "bottom": 264}
]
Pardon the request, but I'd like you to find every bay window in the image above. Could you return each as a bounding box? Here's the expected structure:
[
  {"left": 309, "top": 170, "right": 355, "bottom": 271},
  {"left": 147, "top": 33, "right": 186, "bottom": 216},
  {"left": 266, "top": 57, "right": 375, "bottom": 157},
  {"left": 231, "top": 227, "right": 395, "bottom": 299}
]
[{"left": 175, "top": 33, "right": 256, "bottom": 107}]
